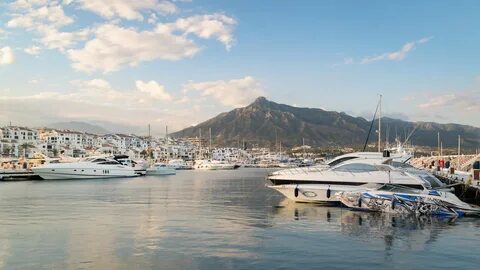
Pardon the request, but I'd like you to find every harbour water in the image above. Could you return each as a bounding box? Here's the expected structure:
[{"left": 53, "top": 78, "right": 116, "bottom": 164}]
[{"left": 0, "top": 169, "right": 479, "bottom": 270}]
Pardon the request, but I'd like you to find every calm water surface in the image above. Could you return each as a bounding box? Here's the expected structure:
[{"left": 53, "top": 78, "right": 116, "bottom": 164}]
[{"left": 0, "top": 169, "right": 479, "bottom": 269}]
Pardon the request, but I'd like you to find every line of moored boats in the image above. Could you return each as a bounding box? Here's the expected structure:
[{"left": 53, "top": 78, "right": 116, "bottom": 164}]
[
  {"left": 266, "top": 146, "right": 480, "bottom": 217},
  {"left": 30, "top": 155, "right": 242, "bottom": 180}
]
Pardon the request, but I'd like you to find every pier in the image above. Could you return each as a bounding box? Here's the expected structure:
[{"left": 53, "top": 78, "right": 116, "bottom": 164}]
[
  {"left": 411, "top": 154, "right": 480, "bottom": 205},
  {"left": 0, "top": 170, "right": 42, "bottom": 181}
]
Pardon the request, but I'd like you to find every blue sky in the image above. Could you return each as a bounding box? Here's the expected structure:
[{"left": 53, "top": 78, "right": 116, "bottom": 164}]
[{"left": 0, "top": 0, "right": 479, "bottom": 133}]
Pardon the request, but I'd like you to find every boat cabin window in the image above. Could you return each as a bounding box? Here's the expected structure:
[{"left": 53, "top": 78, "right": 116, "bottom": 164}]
[
  {"left": 327, "top": 156, "right": 358, "bottom": 167},
  {"left": 98, "top": 161, "right": 121, "bottom": 165},
  {"left": 333, "top": 163, "right": 378, "bottom": 172},
  {"left": 378, "top": 184, "right": 423, "bottom": 194},
  {"left": 91, "top": 158, "right": 107, "bottom": 163},
  {"left": 391, "top": 161, "right": 414, "bottom": 169},
  {"left": 374, "top": 165, "right": 394, "bottom": 171},
  {"left": 422, "top": 175, "right": 443, "bottom": 188}
]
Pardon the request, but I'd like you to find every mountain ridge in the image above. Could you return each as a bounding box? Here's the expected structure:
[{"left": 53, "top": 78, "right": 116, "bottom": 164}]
[{"left": 171, "top": 97, "right": 480, "bottom": 149}]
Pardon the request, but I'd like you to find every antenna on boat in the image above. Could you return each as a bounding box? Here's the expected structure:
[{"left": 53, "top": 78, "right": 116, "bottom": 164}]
[
  {"left": 458, "top": 135, "right": 461, "bottom": 169},
  {"left": 362, "top": 95, "right": 381, "bottom": 151},
  {"left": 378, "top": 94, "right": 382, "bottom": 153},
  {"left": 401, "top": 124, "right": 419, "bottom": 147},
  {"left": 209, "top": 127, "right": 212, "bottom": 159}
]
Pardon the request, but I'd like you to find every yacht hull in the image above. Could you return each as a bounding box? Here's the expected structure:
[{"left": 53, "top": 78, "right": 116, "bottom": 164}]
[
  {"left": 269, "top": 184, "right": 367, "bottom": 203},
  {"left": 146, "top": 168, "right": 176, "bottom": 175},
  {"left": 32, "top": 164, "right": 137, "bottom": 180},
  {"left": 32, "top": 169, "right": 138, "bottom": 180},
  {"left": 338, "top": 190, "right": 480, "bottom": 217}
]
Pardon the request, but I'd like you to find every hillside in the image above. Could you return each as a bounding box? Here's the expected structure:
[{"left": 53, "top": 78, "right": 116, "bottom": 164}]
[
  {"left": 47, "top": 121, "right": 110, "bottom": 135},
  {"left": 172, "top": 97, "right": 480, "bottom": 149}
]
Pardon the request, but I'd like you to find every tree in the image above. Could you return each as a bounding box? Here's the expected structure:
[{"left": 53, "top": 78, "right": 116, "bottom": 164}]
[{"left": 2, "top": 144, "right": 11, "bottom": 157}]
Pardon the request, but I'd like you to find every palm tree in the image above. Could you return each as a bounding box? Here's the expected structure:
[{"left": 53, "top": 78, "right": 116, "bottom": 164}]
[{"left": 18, "top": 143, "right": 36, "bottom": 158}]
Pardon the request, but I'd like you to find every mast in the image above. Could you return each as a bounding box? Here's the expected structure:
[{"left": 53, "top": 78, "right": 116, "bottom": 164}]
[
  {"left": 378, "top": 94, "right": 382, "bottom": 152},
  {"left": 437, "top": 132, "right": 440, "bottom": 156},
  {"left": 209, "top": 128, "right": 212, "bottom": 159},
  {"left": 199, "top": 128, "right": 202, "bottom": 159},
  {"left": 457, "top": 135, "right": 461, "bottom": 169},
  {"left": 166, "top": 125, "right": 169, "bottom": 161}
]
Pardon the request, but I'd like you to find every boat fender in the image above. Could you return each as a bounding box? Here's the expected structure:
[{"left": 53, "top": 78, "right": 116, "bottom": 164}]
[
  {"left": 391, "top": 198, "right": 395, "bottom": 210},
  {"left": 326, "top": 186, "right": 331, "bottom": 198},
  {"left": 358, "top": 198, "right": 362, "bottom": 207},
  {"left": 294, "top": 185, "right": 299, "bottom": 197}
]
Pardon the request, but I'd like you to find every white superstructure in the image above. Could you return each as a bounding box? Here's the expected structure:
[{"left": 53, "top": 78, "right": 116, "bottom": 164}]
[
  {"left": 268, "top": 158, "right": 444, "bottom": 203},
  {"left": 194, "top": 160, "right": 238, "bottom": 170},
  {"left": 32, "top": 157, "right": 137, "bottom": 180},
  {"left": 146, "top": 163, "right": 176, "bottom": 175}
]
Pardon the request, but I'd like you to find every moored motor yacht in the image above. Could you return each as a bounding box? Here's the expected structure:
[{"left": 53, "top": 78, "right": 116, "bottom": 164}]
[
  {"left": 194, "top": 160, "right": 238, "bottom": 170},
  {"left": 337, "top": 184, "right": 480, "bottom": 217},
  {"left": 112, "top": 155, "right": 148, "bottom": 175},
  {"left": 32, "top": 157, "right": 137, "bottom": 180},
  {"left": 146, "top": 163, "right": 176, "bottom": 175},
  {"left": 268, "top": 158, "right": 445, "bottom": 203},
  {"left": 167, "top": 159, "right": 193, "bottom": 170}
]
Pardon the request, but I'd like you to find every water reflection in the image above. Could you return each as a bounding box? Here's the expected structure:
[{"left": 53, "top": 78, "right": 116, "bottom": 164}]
[
  {"left": 271, "top": 198, "right": 458, "bottom": 250},
  {"left": 0, "top": 169, "right": 479, "bottom": 270}
]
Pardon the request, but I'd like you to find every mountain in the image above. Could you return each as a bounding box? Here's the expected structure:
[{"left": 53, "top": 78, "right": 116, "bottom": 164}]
[
  {"left": 171, "top": 97, "right": 480, "bottom": 149},
  {"left": 47, "top": 121, "right": 111, "bottom": 134}
]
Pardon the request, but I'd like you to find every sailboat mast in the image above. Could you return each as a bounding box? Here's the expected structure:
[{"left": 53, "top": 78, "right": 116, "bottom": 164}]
[
  {"left": 378, "top": 94, "right": 382, "bottom": 152},
  {"left": 209, "top": 128, "right": 212, "bottom": 158},
  {"left": 458, "top": 135, "right": 461, "bottom": 169},
  {"left": 199, "top": 128, "right": 202, "bottom": 159},
  {"left": 166, "top": 125, "right": 169, "bottom": 161}
]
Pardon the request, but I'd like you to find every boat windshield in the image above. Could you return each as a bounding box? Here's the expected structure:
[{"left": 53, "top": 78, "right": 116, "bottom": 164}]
[
  {"left": 327, "top": 156, "right": 358, "bottom": 167},
  {"left": 91, "top": 158, "right": 107, "bottom": 163},
  {"left": 378, "top": 184, "right": 423, "bottom": 194},
  {"left": 97, "top": 160, "right": 121, "bottom": 165},
  {"left": 422, "top": 175, "right": 444, "bottom": 188},
  {"left": 333, "top": 163, "right": 378, "bottom": 172},
  {"left": 391, "top": 161, "right": 414, "bottom": 169}
]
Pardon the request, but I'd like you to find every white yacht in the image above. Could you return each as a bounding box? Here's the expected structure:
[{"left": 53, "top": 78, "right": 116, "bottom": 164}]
[
  {"left": 146, "top": 163, "right": 176, "bottom": 175},
  {"left": 268, "top": 159, "right": 444, "bottom": 203},
  {"left": 338, "top": 184, "right": 480, "bottom": 217},
  {"left": 194, "top": 160, "right": 238, "bottom": 170},
  {"left": 167, "top": 159, "right": 193, "bottom": 170},
  {"left": 32, "top": 157, "right": 137, "bottom": 180},
  {"left": 269, "top": 146, "right": 413, "bottom": 181},
  {"left": 113, "top": 155, "right": 148, "bottom": 175}
]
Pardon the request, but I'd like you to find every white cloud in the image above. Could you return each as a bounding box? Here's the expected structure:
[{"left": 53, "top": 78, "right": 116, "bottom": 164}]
[
  {"left": 67, "top": 23, "right": 199, "bottom": 73},
  {"left": 68, "top": 13, "right": 236, "bottom": 73},
  {"left": 0, "top": 78, "right": 207, "bottom": 131},
  {"left": 418, "top": 94, "right": 457, "bottom": 109},
  {"left": 165, "top": 13, "right": 236, "bottom": 50},
  {"left": 7, "top": 1, "right": 89, "bottom": 51},
  {"left": 36, "top": 25, "right": 91, "bottom": 50},
  {"left": 136, "top": 80, "right": 172, "bottom": 101},
  {"left": 24, "top": 45, "right": 41, "bottom": 55},
  {"left": 77, "top": 0, "right": 177, "bottom": 21},
  {"left": 0, "top": 47, "right": 15, "bottom": 65},
  {"left": 7, "top": 4, "right": 73, "bottom": 29},
  {"left": 9, "top": 0, "right": 50, "bottom": 9},
  {"left": 361, "top": 37, "right": 433, "bottom": 64},
  {"left": 418, "top": 91, "right": 479, "bottom": 113},
  {"left": 183, "top": 76, "right": 264, "bottom": 107},
  {"left": 6, "top": 1, "right": 236, "bottom": 73}
]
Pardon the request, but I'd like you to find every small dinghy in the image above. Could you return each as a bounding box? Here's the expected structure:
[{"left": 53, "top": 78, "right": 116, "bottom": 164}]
[{"left": 338, "top": 184, "right": 480, "bottom": 217}]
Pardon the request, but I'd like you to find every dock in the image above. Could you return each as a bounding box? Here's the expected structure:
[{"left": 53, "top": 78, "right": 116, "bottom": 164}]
[
  {"left": 0, "top": 170, "right": 43, "bottom": 181},
  {"left": 411, "top": 154, "right": 480, "bottom": 206}
]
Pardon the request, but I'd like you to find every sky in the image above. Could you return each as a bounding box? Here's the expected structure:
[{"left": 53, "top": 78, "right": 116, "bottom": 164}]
[{"left": 0, "top": 0, "right": 479, "bottom": 134}]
